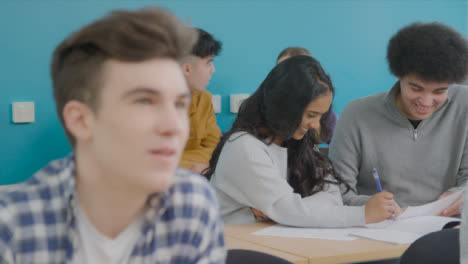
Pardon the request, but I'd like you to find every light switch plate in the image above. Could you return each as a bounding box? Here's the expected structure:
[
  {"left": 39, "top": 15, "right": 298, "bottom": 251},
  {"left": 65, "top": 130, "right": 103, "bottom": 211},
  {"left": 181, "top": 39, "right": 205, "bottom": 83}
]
[
  {"left": 212, "top": 94, "right": 221, "bottom": 113},
  {"left": 230, "top": 94, "right": 250, "bottom": 113},
  {"left": 12, "top": 102, "right": 35, "bottom": 123}
]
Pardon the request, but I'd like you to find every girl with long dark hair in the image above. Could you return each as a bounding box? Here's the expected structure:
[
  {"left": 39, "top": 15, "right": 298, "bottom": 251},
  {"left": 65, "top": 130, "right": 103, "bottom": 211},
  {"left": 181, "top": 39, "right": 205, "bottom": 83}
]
[{"left": 205, "top": 56, "right": 399, "bottom": 227}]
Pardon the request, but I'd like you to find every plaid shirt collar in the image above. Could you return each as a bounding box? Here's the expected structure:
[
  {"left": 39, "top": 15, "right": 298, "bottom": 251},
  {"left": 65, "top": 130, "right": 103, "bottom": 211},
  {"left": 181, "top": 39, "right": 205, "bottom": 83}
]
[
  {"left": 59, "top": 154, "right": 173, "bottom": 260},
  {"left": 0, "top": 154, "right": 226, "bottom": 263}
]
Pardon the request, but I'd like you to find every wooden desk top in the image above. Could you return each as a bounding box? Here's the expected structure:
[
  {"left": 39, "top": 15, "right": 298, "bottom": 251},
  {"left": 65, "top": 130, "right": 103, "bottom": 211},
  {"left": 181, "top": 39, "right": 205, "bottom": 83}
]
[{"left": 225, "top": 222, "right": 409, "bottom": 264}]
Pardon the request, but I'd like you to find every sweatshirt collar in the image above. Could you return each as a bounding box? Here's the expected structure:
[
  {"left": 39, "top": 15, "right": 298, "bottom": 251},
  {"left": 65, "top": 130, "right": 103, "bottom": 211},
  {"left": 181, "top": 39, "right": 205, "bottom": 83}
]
[{"left": 385, "top": 81, "right": 401, "bottom": 109}]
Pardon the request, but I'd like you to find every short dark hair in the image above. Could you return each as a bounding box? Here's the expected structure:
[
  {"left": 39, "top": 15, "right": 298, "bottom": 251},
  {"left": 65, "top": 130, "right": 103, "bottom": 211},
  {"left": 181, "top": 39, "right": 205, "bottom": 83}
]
[
  {"left": 276, "top": 47, "right": 312, "bottom": 63},
  {"left": 387, "top": 22, "right": 468, "bottom": 83},
  {"left": 191, "top": 28, "right": 222, "bottom": 57},
  {"left": 51, "top": 7, "right": 197, "bottom": 147}
]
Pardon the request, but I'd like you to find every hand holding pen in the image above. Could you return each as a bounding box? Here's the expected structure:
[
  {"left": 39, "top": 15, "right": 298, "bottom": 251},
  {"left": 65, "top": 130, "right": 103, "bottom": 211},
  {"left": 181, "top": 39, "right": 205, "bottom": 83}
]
[{"left": 364, "top": 168, "right": 402, "bottom": 223}]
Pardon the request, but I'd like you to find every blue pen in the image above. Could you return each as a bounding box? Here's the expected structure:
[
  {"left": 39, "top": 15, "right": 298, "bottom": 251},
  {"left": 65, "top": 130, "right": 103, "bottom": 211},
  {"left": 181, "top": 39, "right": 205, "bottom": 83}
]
[
  {"left": 372, "top": 168, "right": 383, "bottom": 192},
  {"left": 373, "top": 168, "right": 397, "bottom": 219}
]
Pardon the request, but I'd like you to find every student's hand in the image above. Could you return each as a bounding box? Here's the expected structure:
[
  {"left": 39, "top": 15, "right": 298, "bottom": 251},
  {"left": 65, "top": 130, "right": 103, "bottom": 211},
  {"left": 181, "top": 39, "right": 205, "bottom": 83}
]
[
  {"left": 438, "top": 190, "right": 463, "bottom": 217},
  {"left": 399, "top": 207, "right": 408, "bottom": 214},
  {"left": 189, "top": 163, "right": 209, "bottom": 174},
  {"left": 365, "top": 191, "right": 398, "bottom": 224},
  {"left": 251, "top": 208, "right": 270, "bottom": 221},
  {"left": 391, "top": 199, "right": 402, "bottom": 217}
]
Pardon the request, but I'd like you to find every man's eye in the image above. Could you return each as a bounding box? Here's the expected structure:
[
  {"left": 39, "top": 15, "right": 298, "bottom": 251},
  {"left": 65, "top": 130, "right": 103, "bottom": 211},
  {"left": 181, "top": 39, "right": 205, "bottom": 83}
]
[
  {"left": 136, "top": 98, "right": 152, "bottom": 104},
  {"left": 176, "top": 101, "right": 188, "bottom": 109}
]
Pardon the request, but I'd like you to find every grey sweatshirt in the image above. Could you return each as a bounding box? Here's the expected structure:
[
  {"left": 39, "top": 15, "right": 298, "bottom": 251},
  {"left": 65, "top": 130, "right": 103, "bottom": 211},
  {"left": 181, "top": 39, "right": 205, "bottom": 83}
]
[
  {"left": 460, "top": 186, "right": 468, "bottom": 264},
  {"left": 210, "top": 132, "right": 366, "bottom": 228},
  {"left": 461, "top": 185, "right": 468, "bottom": 264},
  {"left": 329, "top": 82, "right": 468, "bottom": 207}
]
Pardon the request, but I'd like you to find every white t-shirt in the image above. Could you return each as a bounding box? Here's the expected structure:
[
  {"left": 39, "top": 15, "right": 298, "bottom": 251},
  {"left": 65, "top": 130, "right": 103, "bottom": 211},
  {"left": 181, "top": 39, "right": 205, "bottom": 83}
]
[{"left": 72, "top": 200, "right": 143, "bottom": 264}]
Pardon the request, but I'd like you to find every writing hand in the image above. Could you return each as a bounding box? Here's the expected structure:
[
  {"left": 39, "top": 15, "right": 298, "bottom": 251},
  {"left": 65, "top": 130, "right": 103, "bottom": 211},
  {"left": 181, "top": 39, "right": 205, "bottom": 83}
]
[
  {"left": 365, "top": 191, "right": 397, "bottom": 223},
  {"left": 391, "top": 199, "right": 402, "bottom": 217}
]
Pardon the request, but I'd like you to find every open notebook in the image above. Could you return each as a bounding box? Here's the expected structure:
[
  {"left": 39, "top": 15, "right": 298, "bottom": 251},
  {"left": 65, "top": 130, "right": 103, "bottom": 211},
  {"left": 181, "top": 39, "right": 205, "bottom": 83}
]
[{"left": 349, "top": 190, "right": 462, "bottom": 244}]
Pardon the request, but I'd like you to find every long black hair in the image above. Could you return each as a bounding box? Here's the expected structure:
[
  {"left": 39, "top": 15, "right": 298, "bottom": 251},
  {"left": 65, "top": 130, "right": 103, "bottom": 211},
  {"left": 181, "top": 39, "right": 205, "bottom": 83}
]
[{"left": 204, "top": 55, "right": 349, "bottom": 197}]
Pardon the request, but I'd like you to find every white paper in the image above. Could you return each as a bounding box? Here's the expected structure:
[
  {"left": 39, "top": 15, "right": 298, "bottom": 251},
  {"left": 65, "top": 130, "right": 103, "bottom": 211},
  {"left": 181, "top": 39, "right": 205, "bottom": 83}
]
[
  {"left": 386, "top": 216, "right": 459, "bottom": 235},
  {"left": 251, "top": 191, "right": 462, "bottom": 243},
  {"left": 398, "top": 190, "right": 463, "bottom": 220},
  {"left": 252, "top": 224, "right": 360, "bottom": 240},
  {"left": 365, "top": 190, "right": 462, "bottom": 230},
  {"left": 350, "top": 191, "right": 462, "bottom": 244},
  {"left": 350, "top": 215, "right": 460, "bottom": 244},
  {"left": 350, "top": 229, "right": 421, "bottom": 244}
]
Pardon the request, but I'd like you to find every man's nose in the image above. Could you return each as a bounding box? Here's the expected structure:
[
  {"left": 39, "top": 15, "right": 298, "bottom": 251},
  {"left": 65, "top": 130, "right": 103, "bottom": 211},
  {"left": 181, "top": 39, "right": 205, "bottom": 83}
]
[{"left": 157, "top": 105, "right": 185, "bottom": 136}]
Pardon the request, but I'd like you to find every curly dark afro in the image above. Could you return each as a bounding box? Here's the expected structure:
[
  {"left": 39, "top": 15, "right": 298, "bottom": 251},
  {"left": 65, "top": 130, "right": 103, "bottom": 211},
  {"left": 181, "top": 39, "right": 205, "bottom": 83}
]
[{"left": 387, "top": 22, "right": 468, "bottom": 83}]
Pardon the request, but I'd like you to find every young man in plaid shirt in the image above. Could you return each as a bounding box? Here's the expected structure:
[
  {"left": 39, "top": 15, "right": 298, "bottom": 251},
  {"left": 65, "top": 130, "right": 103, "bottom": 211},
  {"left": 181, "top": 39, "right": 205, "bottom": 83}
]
[{"left": 0, "top": 7, "right": 225, "bottom": 263}]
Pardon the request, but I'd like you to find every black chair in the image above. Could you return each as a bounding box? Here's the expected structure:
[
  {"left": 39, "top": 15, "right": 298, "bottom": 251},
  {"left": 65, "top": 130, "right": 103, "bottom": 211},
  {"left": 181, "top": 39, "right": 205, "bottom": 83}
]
[
  {"left": 226, "top": 249, "right": 293, "bottom": 264},
  {"left": 399, "top": 228, "right": 460, "bottom": 264}
]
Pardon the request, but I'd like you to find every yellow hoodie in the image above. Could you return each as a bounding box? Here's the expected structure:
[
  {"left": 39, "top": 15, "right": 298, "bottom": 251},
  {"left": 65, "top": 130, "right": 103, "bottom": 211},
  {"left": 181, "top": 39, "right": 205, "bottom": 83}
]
[{"left": 180, "top": 90, "right": 221, "bottom": 169}]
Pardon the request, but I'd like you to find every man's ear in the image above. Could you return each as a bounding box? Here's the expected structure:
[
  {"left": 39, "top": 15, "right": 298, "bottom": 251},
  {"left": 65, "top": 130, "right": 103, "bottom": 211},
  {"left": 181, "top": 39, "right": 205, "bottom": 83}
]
[
  {"left": 181, "top": 61, "right": 192, "bottom": 78},
  {"left": 63, "top": 101, "right": 94, "bottom": 144}
]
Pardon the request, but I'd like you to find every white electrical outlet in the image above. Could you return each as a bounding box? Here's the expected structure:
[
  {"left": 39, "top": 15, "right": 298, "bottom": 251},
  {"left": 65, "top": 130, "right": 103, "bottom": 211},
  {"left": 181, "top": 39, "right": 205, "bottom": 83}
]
[
  {"left": 12, "top": 102, "right": 35, "bottom": 123},
  {"left": 230, "top": 94, "right": 250, "bottom": 113},
  {"left": 212, "top": 94, "right": 221, "bottom": 113}
]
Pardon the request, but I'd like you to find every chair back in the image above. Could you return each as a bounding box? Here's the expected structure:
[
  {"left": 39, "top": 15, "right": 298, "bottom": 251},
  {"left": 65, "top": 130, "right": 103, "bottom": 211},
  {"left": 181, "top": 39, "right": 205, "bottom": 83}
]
[
  {"left": 226, "top": 249, "right": 293, "bottom": 264},
  {"left": 400, "top": 228, "right": 460, "bottom": 264}
]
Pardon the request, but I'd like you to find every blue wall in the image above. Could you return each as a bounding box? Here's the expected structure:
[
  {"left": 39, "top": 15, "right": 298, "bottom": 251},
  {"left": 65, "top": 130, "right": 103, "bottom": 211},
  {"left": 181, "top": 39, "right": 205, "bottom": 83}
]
[{"left": 1, "top": 0, "right": 466, "bottom": 184}]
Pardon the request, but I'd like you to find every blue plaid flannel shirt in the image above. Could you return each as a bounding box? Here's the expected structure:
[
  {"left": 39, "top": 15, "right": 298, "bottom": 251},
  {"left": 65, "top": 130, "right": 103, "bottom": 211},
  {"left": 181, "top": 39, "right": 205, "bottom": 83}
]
[{"left": 0, "top": 154, "right": 226, "bottom": 263}]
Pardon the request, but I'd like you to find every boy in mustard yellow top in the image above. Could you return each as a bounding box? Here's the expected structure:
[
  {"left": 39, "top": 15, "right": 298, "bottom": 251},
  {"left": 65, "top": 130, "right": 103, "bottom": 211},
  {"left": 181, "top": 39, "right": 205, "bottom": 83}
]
[{"left": 180, "top": 28, "right": 222, "bottom": 173}]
